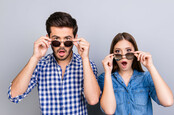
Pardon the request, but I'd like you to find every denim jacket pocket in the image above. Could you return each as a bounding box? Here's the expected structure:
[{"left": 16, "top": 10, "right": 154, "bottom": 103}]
[
  {"left": 114, "top": 88, "right": 125, "bottom": 105},
  {"left": 132, "top": 88, "right": 149, "bottom": 105}
]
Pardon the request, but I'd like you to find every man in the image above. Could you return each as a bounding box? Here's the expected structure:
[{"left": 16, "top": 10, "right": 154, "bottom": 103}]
[{"left": 8, "top": 12, "right": 100, "bottom": 115}]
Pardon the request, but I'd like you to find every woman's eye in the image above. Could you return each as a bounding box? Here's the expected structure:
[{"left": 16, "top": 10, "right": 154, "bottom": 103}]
[
  {"left": 127, "top": 49, "right": 132, "bottom": 52},
  {"left": 115, "top": 50, "right": 120, "bottom": 53}
]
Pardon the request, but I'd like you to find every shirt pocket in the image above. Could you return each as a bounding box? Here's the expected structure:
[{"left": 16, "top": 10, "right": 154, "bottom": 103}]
[
  {"left": 132, "top": 88, "right": 149, "bottom": 105},
  {"left": 114, "top": 88, "right": 125, "bottom": 105}
]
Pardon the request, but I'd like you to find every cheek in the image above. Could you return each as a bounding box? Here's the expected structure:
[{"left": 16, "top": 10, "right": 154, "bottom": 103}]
[
  {"left": 66, "top": 46, "right": 73, "bottom": 52},
  {"left": 128, "top": 60, "right": 133, "bottom": 66},
  {"left": 51, "top": 46, "right": 59, "bottom": 53}
]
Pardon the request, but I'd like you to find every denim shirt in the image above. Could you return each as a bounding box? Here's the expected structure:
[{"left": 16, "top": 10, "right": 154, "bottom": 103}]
[{"left": 98, "top": 70, "right": 161, "bottom": 115}]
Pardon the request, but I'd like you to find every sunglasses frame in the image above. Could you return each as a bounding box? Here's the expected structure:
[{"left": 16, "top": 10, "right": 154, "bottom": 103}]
[{"left": 114, "top": 52, "right": 134, "bottom": 61}]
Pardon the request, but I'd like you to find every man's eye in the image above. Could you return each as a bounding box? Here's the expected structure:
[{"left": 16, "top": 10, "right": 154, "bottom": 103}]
[
  {"left": 65, "top": 37, "right": 71, "bottom": 40},
  {"left": 54, "top": 37, "right": 58, "bottom": 40},
  {"left": 52, "top": 37, "right": 58, "bottom": 40}
]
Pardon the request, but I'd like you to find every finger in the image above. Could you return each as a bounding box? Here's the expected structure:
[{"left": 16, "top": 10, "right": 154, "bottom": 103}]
[
  {"left": 108, "top": 54, "right": 114, "bottom": 57},
  {"left": 73, "top": 38, "right": 81, "bottom": 42},
  {"left": 42, "top": 39, "right": 50, "bottom": 48},
  {"left": 36, "top": 37, "right": 51, "bottom": 45},
  {"left": 37, "top": 42, "right": 47, "bottom": 48},
  {"left": 134, "top": 53, "right": 139, "bottom": 58},
  {"left": 139, "top": 52, "right": 145, "bottom": 62},
  {"left": 79, "top": 41, "right": 89, "bottom": 47},
  {"left": 142, "top": 53, "right": 147, "bottom": 62},
  {"left": 73, "top": 41, "right": 79, "bottom": 48},
  {"left": 134, "top": 51, "right": 143, "bottom": 54},
  {"left": 37, "top": 38, "right": 50, "bottom": 48},
  {"left": 141, "top": 53, "right": 145, "bottom": 62},
  {"left": 39, "top": 36, "right": 51, "bottom": 42},
  {"left": 44, "top": 37, "right": 52, "bottom": 42}
]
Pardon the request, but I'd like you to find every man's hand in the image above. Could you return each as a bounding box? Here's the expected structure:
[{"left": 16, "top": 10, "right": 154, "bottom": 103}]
[
  {"left": 33, "top": 36, "right": 51, "bottom": 60},
  {"left": 73, "top": 37, "right": 90, "bottom": 59}
]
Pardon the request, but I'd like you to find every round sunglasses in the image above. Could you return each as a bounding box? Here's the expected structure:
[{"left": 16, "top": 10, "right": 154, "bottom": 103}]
[
  {"left": 52, "top": 40, "right": 73, "bottom": 47},
  {"left": 114, "top": 53, "right": 134, "bottom": 61}
]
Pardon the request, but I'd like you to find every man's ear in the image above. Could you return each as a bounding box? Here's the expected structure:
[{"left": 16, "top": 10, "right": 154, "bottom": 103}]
[{"left": 46, "top": 34, "right": 49, "bottom": 37}]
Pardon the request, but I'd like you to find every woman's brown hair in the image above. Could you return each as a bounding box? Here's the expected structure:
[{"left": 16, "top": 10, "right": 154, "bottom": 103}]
[{"left": 110, "top": 32, "right": 144, "bottom": 73}]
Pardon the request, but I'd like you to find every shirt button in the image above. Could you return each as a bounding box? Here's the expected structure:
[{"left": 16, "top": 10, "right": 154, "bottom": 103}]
[{"left": 128, "top": 102, "right": 130, "bottom": 104}]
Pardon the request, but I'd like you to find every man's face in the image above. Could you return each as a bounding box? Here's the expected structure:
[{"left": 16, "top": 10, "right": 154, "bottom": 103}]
[{"left": 49, "top": 27, "right": 74, "bottom": 61}]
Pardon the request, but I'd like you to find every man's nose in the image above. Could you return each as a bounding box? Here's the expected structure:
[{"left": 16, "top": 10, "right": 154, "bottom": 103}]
[{"left": 59, "top": 41, "right": 65, "bottom": 47}]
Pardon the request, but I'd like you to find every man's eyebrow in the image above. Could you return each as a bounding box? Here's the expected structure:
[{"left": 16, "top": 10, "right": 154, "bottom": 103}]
[
  {"left": 51, "top": 35, "right": 60, "bottom": 38},
  {"left": 65, "top": 36, "right": 72, "bottom": 38}
]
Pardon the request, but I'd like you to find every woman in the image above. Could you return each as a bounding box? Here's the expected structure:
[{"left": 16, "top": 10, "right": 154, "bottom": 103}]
[{"left": 98, "top": 32, "right": 173, "bottom": 115}]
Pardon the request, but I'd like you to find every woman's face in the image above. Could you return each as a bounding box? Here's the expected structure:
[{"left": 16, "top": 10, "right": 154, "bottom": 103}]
[{"left": 113, "top": 39, "right": 135, "bottom": 71}]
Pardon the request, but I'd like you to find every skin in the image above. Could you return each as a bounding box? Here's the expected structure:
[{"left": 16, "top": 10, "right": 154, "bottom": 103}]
[
  {"left": 100, "top": 39, "right": 173, "bottom": 114},
  {"left": 10, "top": 27, "right": 100, "bottom": 105}
]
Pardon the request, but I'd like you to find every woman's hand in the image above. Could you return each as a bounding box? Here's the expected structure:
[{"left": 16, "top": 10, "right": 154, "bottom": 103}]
[
  {"left": 134, "top": 51, "right": 154, "bottom": 69},
  {"left": 102, "top": 54, "right": 114, "bottom": 74}
]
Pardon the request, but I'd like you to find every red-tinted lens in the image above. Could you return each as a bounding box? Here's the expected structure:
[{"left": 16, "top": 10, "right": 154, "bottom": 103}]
[
  {"left": 64, "top": 41, "right": 73, "bottom": 47},
  {"left": 52, "top": 41, "right": 60, "bottom": 47}
]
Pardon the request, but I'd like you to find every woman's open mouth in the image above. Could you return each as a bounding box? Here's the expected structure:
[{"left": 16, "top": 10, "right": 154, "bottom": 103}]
[{"left": 121, "top": 61, "right": 127, "bottom": 68}]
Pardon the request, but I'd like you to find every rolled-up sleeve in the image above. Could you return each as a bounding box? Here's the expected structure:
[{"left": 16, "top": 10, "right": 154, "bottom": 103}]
[
  {"left": 146, "top": 71, "right": 161, "bottom": 105},
  {"left": 97, "top": 73, "right": 106, "bottom": 113},
  {"left": 8, "top": 65, "right": 39, "bottom": 103},
  {"left": 97, "top": 73, "right": 105, "bottom": 92},
  {"left": 90, "top": 60, "right": 98, "bottom": 78}
]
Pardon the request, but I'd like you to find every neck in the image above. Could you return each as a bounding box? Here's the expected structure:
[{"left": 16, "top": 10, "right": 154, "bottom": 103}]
[{"left": 119, "top": 69, "right": 133, "bottom": 79}]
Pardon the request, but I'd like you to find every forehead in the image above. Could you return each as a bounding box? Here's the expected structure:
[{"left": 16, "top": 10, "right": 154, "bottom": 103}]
[
  {"left": 50, "top": 27, "right": 73, "bottom": 37},
  {"left": 114, "top": 39, "right": 134, "bottom": 49}
]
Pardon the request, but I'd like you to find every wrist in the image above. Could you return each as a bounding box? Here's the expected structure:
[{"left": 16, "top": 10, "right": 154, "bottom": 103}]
[
  {"left": 105, "top": 71, "right": 112, "bottom": 76},
  {"left": 31, "top": 55, "right": 41, "bottom": 62},
  {"left": 146, "top": 64, "right": 155, "bottom": 71},
  {"left": 82, "top": 57, "right": 89, "bottom": 61}
]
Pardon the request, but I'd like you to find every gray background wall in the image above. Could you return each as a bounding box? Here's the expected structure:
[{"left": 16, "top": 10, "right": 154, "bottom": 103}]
[{"left": 1, "top": 0, "right": 174, "bottom": 114}]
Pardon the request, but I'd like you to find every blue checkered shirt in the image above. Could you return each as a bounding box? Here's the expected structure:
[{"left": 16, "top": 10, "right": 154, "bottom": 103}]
[{"left": 8, "top": 53, "right": 98, "bottom": 115}]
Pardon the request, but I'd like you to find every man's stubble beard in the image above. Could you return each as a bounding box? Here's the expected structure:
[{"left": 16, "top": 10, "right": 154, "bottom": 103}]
[{"left": 52, "top": 46, "right": 73, "bottom": 61}]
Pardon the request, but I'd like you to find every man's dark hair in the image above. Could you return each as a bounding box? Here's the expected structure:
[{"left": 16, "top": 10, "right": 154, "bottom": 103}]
[{"left": 46, "top": 12, "right": 78, "bottom": 37}]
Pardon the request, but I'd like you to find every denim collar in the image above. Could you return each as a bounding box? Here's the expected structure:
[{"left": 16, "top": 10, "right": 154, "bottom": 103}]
[{"left": 112, "top": 69, "right": 138, "bottom": 81}]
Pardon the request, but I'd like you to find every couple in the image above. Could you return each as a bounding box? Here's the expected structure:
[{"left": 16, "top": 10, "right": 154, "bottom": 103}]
[{"left": 8, "top": 12, "right": 173, "bottom": 115}]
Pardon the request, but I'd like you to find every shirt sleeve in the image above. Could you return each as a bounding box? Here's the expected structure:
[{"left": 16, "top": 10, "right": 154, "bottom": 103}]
[
  {"left": 82, "top": 60, "right": 98, "bottom": 98},
  {"left": 146, "top": 71, "right": 161, "bottom": 105},
  {"left": 8, "top": 64, "right": 39, "bottom": 103},
  {"left": 97, "top": 73, "right": 105, "bottom": 92},
  {"left": 90, "top": 60, "right": 98, "bottom": 78},
  {"left": 97, "top": 73, "right": 106, "bottom": 113}
]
